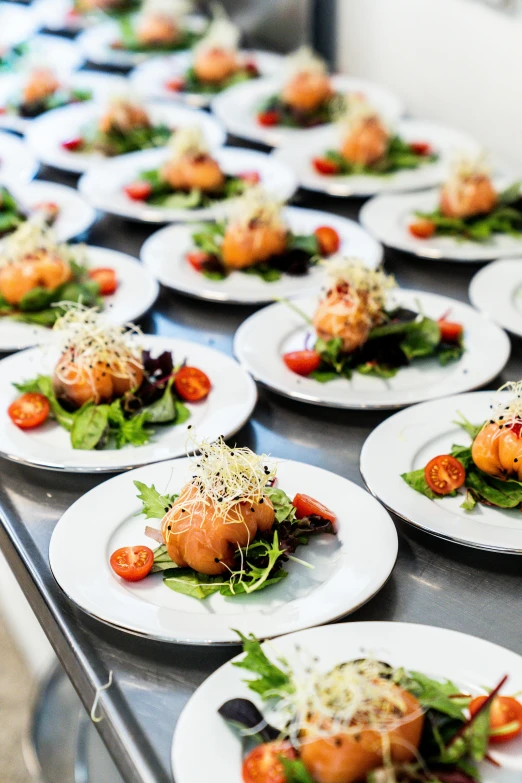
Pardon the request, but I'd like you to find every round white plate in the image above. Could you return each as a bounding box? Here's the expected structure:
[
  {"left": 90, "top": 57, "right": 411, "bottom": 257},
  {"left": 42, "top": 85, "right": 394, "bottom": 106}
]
[
  {"left": 77, "top": 15, "right": 207, "bottom": 69},
  {"left": 79, "top": 146, "right": 298, "bottom": 223},
  {"left": 130, "top": 50, "right": 284, "bottom": 108},
  {"left": 172, "top": 622, "right": 522, "bottom": 783},
  {"left": 234, "top": 288, "right": 511, "bottom": 409},
  {"left": 33, "top": 0, "right": 89, "bottom": 32},
  {"left": 0, "top": 3, "right": 40, "bottom": 51},
  {"left": 49, "top": 458, "right": 397, "bottom": 640},
  {"left": 469, "top": 258, "right": 522, "bottom": 338},
  {"left": 273, "top": 119, "right": 481, "bottom": 197},
  {"left": 4, "top": 32, "right": 84, "bottom": 74},
  {"left": 0, "top": 70, "right": 128, "bottom": 134},
  {"left": 0, "top": 334, "right": 254, "bottom": 470},
  {"left": 361, "top": 391, "right": 522, "bottom": 553},
  {"left": 360, "top": 187, "right": 522, "bottom": 262},
  {"left": 140, "top": 207, "right": 383, "bottom": 304},
  {"left": 0, "top": 180, "right": 96, "bottom": 242},
  {"left": 27, "top": 100, "right": 226, "bottom": 174},
  {"left": 0, "top": 245, "right": 159, "bottom": 352},
  {"left": 211, "top": 75, "right": 405, "bottom": 148},
  {"left": 0, "top": 131, "right": 38, "bottom": 183}
]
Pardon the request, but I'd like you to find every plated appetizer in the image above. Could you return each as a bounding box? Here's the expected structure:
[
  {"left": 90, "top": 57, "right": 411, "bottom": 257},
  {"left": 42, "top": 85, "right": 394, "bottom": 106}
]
[
  {"left": 111, "top": 0, "right": 200, "bottom": 54},
  {"left": 282, "top": 259, "right": 464, "bottom": 381},
  {"left": 408, "top": 156, "right": 522, "bottom": 242},
  {"left": 0, "top": 223, "right": 110, "bottom": 327},
  {"left": 123, "top": 126, "right": 255, "bottom": 210},
  {"left": 219, "top": 632, "right": 522, "bottom": 783},
  {"left": 0, "top": 42, "right": 28, "bottom": 72},
  {"left": 8, "top": 305, "right": 207, "bottom": 449},
  {"left": 403, "top": 380, "right": 522, "bottom": 512},
  {"left": 1, "top": 67, "right": 91, "bottom": 120},
  {"left": 185, "top": 187, "right": 340, "bottom": 282},
  {"left": 0, "top": 185, "right": 59, "bottom": 238},
  {"left": 61, "top": 96, "right": 172, "bottom": 157},
  {"left": 110, "top": 436, "right": 337, "bottom": 599},
  {"left": 312, "top": 97, "right": 438, "bottom": 177}
]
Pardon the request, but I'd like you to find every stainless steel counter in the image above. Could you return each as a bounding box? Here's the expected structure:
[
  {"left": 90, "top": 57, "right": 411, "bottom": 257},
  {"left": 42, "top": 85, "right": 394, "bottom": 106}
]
[{"left": 1, "top": 156, "right": 521, "bottom": 783}]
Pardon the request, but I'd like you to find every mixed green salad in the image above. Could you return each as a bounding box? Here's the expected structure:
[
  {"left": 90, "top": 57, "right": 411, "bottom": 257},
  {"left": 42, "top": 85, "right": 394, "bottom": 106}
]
[
  {"left": 257, "top": 91, "right": 345, "bottom": 129},
  {"left": 179, "top": 61, "right": 259, "bottom": 95},
  {"left": 125, "top": 170, "right": 250, "bottom": 210},
  {"left": 68, "top": 121, "right": 172, "bottom": 157},
  {"left": 8, "top": 86, "right": 92, "bottom": 119},
  {"left": 112, "top": 15, "right": 202, "bottom": 53},
  {"left": 316, "top": 136, "right": 438, "bottom": 177}
]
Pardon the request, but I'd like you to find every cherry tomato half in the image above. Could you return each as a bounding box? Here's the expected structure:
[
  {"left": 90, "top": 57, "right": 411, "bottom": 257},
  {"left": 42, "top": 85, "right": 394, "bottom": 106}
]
[
  {"left": 469, "top": 695, "right": 522, "bottom": 744},
  {"left": 283, "top": 350, "right": 321, "bottom": 376},
  {"left": 409, "top": 218, "right": 436, "bottom": 239},
  {"left": 110, "top": 546, "right": 154, "bottom": 582},
  {"left": 88, "top": 267, "right": 118, "bottom": 296},
  {"left": 186, "top": 250, "right": 211, "bottom": 273},
  {"left": 61, "top": 136, "right": 84, "bottom": 151},
  {"left": 242, "top": 742, "right": 297, "bottom": 783},
  {"left": 438, "top": 319, "right": 463, "bottom": 343},
  {"left": 175, "top": 366, "right": 212, "bottom": 402},
  {"left": 239, "top": 170, "right": 261, "bottom": 185},
  {"left": 292, "top": 493, "right": 336, "bottom": 524},
  {"left": 424, "top": 454, "right": 466, "bottom": 496},
  {"left": 124, "top": 181, "right": 153, "bottom": 201},
  {"left": 314, "top": 226, "right": 341, "bottom": 256},
  {"left": 8, "top": 393, "right": 50, "bottom": 430},
  {"left": 312, "top": 157, "right": 340, "bottom": 175},
  {"left": 409, "top": 141, "right": 433, "bottom": 156},
  {"left": 165, "top": 77, "right": 184, "bottom": 92},
  {"left": 257, "top": 110, "right": 281, "bottom": 127}
]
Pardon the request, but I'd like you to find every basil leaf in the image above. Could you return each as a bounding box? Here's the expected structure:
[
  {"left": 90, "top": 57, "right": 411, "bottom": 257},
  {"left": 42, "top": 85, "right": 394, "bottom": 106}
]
[{"left": 70, "top": 403, "right": 109, "bottom": 450}]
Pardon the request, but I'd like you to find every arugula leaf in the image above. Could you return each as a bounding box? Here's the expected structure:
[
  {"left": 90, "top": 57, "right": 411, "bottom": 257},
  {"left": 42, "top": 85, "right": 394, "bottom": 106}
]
[
  {"left": 279, "top": 757, "right": 315, "bottom": 783},
  {"left": 233, "top": 631, "right": 294, "bottom": 699},
  {"left": 219, "top": 570, "right": 288, "bottom": 597},
  {"left": 449, "top": 445, "right": 474, "bottom": 470},
  {"left": 134, "top": 480, "right": 178, "bottom": 519},
  {"left": 264, "top": 487, "right": 297, "bottom": 523},
  {"left": 453, "top": 413, "right": 483, "bottom": 441},
  {"left": 405, "top": 671, "right": 468, "bottom": 720},
  {"left": 70, "top": 403, "right": 109, "bottom": 450},
  {"left": 401, "top": 468, "right": 440, "bottom": 500}
]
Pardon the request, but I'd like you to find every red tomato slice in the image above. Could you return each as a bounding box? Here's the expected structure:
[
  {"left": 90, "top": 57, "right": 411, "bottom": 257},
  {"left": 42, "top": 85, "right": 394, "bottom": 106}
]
[
  {"left": 242, "top": 742, "right": 297, "bottom": 783},
  {"left": 292, "top": 493, "right": 336, "bottom": 524},
  {"left": 244, "top": 60, "right": 259, "bottom": 76},
  {"left": 408, "top": 218, "right": 436, "bottom": 239},
  {"left": 165, "top": 77, "right": 184, "bottom": 92},
  {"left": 124, "top": 181, "right": 153, "bottom": 201},
  {"left": 110, "top": 546, "right": 154, "bottom": 582},
  {"left": 61, "top": 136, "right": 84, "bottom": 151},
  {"left": 424, "top": 454, "right": 466, "bottom": 495},
  {"left": 8, "top": 393, "right": 50, "bottom": 430},
  {"left": 257, "top": 110, "right": 281, "bottom": 127},
  {"left": 312, "top": 156, "right": 340, "bottom": 175},
  {"left": 469, "top": 695, "right": 522, "bottom": 744},
  {"left": 283, "top": 350, "right": 321, "bottom": 376},
  {"left": 438, "top": 319, "right": 463, "bottom": 343},
  {"left": 239, "top": 170, "right": 261, "bottom": 185},
  {"left": 409, "top": 141, "right": 433, "bottom": 156},
  {"left": 314, "top": 226, "right": 341, "bottom": 256},
  {"left": 175, "top": 366, "right": 212, "bottom": 402},
  {"left": 88, "top": 267, "right": 118, "bottom": 296},
  {"left": 186, "top": 250, "right": 211, "bottom": 273}
]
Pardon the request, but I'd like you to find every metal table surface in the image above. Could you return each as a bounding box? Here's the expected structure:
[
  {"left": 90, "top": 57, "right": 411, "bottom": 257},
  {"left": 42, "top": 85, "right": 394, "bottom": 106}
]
[{"left": 1, "top": 148, "right": 521, "bottom": 783}]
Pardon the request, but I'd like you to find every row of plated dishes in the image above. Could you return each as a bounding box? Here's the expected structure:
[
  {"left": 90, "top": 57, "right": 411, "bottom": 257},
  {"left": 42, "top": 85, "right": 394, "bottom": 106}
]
[{"left": 1, "top": 2, "right": 522, "bottom": 783}]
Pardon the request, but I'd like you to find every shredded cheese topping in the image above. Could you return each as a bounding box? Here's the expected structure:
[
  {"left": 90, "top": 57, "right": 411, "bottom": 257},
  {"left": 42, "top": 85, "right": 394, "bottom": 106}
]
[
  {"left": 285, "top": 45, "right": 327, "bottom": 79},
  {"left": 194, "top": 17, "right": 240, "bottom": 55},
  {"left": 227, "top": 186, "right": 287, "bottom": 232},
  {"left": 168, "top": 125, "right": 209, "bottom": 161},
  {"left": 52, "top": 304, "right": 143, "bottom": 384},
  {"left": 1, "top": 221, "right": 85, "bottom": 269}
]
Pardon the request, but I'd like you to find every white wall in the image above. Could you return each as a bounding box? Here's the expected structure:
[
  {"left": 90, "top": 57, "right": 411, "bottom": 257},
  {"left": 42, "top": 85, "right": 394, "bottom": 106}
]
[{"left": 337, "top": 0, "right": 522, "bottom": 169}]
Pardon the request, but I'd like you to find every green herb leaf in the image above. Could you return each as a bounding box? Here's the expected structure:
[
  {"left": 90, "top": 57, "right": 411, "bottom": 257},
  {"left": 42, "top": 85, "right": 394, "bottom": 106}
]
[
  {"left": 152, "top": 544, "right": 177, "bottom": 572},
  {"left": 279, "top": 757, "right": 315, "bottom": 783},
  {"left": 163, "top": 568, "right": 224, "bottom": 600},
  {"left": 453, "top": 413, "right": 483, "bottom": 441},
  {"left": 401, "top": 468, "right": 440, "bottom": 500},
  {"left": 265, "top": 487, "right": 296, "bottom": 523},
  {"left": 14, "top": 375, "right": 76, "bottom": 431},
  {"left": 233, "top": 631, "right": 294, "bottom": 699},
  {"left": 142, "top": 377, "right": 176, "bottom": 424},
  {"left": 134, "top": 480, "right": 178, "bottom": 519},
  {"left": 287, "top": 233, "right": 320, "bottom": 256},
  {"left": 400, "top": 317, "right": 441, "bottom": 360},
  {"left": 70, "top": 403, "right": 109, "bottom": 450},
  {"left": 404, "top": 671, "right": 468, "bottom": 719}
]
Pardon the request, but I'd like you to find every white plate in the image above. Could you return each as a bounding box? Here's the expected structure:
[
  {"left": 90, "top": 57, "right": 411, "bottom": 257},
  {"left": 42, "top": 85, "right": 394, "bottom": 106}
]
[
  {"left": 0, "top": 333, "right": 254, "bottom": 471},
  {"left": 33, "top": 0, "right": 89, "bottom": 32},
  {"left": 140, "top": 207, "right": 383, "bottom": 304},
  {"left": 360, "top": 187, "right": 522, "bottom": 262},
  {"left": 130, "top": 50, "right": 284, "bottom": 108},
  {"left": 234, "top": 289, "right": 511, "bottom": 409},
  {"left": 0, "top": 245, "right": 159, "bottom": 352},
  {"left": 0, "top": 131, "right": 38, "bottom": 183},
  {"left": 172, "top": 622, "right": 522, "bottom": 783},
  {"left": 3, "top": 32, "right": 84, "bottom": 73},
  {"left": 27, "top": 100, "right": 226, "bottom": 174},
  {"left": 211, "top": 75, "right": 405, "bottom": 148},
  {"left": 77, "top": 15, "right": 206, "bottom": 69},
  {"left": 49, "top": 458, "right": 397, "bottom": 641},
  {"left": 79, "top": 146, "right": 298, "bottom": 223},
  {"left": 469, "top": 258, "right": 522, "bottom": 338},
  {"left": 0, "top": 180, "right": 96, "bottom": 242},
  {"left": 361, "top": 391, "right": 522, "bottom": 553},
  {"left": 0, "top": 3, "right": 40, "bottom": 50},
  {"left": 273, "top": 120, "right": 481, "bottom": 197},
  {"left": 0, "top": 70, "right": 128, "bottom": 134}
]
